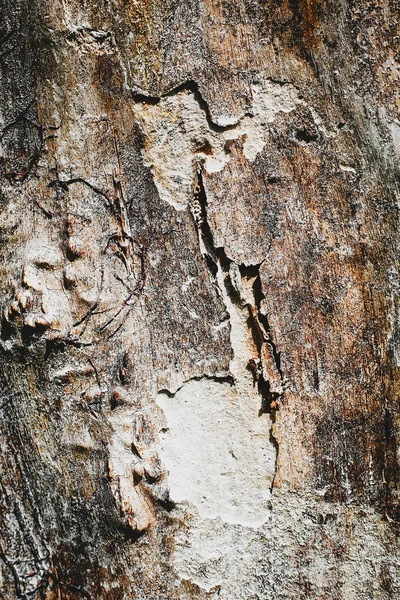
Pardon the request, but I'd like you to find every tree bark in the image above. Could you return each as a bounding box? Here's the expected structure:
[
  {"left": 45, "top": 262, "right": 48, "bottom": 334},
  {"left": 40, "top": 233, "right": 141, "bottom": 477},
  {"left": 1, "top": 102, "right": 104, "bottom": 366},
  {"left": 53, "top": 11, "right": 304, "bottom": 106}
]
[{"left": 0, "top": 0, "right": 399, "bottom": 598}]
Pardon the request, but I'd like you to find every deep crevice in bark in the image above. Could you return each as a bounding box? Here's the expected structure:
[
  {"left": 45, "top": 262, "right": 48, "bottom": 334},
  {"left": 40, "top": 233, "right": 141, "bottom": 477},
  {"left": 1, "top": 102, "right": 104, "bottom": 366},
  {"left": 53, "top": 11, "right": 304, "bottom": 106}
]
[
  {"left": 249, "top": 267, "right": 284, "bottom": 385},
  {"left": 191, "top": 162, "right": 281, "bottom": 494}
]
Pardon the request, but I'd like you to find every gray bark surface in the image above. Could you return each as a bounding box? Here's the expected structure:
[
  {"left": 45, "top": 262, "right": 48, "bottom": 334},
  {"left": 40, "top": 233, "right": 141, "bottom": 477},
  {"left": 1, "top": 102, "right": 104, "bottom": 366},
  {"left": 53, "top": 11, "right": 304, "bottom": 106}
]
[{"left": 0, "top": 1, "right": 399, "bottom": 598}]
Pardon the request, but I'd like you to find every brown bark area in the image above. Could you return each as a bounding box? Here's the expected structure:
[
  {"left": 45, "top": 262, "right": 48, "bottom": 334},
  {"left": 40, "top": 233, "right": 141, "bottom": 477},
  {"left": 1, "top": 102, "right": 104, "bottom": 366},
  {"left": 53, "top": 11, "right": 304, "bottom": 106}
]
[{"left": 0, "top": 0, "right": 399, "bottom": 598}]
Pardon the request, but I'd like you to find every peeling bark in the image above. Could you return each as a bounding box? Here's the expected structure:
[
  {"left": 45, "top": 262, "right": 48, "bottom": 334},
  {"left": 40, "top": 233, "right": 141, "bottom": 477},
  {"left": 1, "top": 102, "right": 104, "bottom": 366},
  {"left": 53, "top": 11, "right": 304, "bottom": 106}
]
[{"left": 0, "top": 0, "right": 399, "bottom": 598}]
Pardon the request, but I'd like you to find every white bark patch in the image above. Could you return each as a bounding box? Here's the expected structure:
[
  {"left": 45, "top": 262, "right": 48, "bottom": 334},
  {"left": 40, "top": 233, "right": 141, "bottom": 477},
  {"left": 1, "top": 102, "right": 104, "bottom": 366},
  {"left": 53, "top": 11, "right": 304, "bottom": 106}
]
[
  {"left": 134, "top": 80, "right": 299, "bottom": 210},
  {"left": 157, "top": 379, "right": 274, "bottom": 527},
  {"left": 156, "top": 260, "right": 276, "bottom": 527}
]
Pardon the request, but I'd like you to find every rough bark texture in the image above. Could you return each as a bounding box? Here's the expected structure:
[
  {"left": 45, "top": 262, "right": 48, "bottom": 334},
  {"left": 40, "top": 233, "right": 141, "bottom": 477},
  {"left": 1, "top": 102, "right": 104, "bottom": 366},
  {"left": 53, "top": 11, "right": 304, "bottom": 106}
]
[{"left": 0, "top": 1, "right": 399, "bottom": 598}]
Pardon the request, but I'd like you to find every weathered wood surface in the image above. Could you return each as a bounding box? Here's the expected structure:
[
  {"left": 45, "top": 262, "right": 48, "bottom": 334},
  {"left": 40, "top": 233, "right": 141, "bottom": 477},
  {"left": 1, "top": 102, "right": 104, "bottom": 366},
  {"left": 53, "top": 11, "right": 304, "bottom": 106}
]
[{"left": 0, "top": 0, "right": 399, "bottom": 598}]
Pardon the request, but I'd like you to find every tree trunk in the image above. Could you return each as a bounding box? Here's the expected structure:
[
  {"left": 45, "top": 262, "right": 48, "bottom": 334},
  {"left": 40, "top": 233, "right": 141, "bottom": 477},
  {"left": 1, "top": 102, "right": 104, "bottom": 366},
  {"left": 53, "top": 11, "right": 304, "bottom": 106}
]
[{"left": 0, "top": 1, "right": 399, "bottom": 598}]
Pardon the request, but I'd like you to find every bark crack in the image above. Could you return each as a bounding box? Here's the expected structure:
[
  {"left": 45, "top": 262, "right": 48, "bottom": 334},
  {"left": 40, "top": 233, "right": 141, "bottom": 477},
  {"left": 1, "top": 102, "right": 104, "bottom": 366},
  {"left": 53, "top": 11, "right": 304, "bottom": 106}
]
[
  {"left": 132, "top": 80, "right": 244, "bottom": 132},
  {"left": 157, "top": 374, "right": 235, "bottom": 398},
  {"left": 190, "top": 162, "right": 282, "bottom": 495}
]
